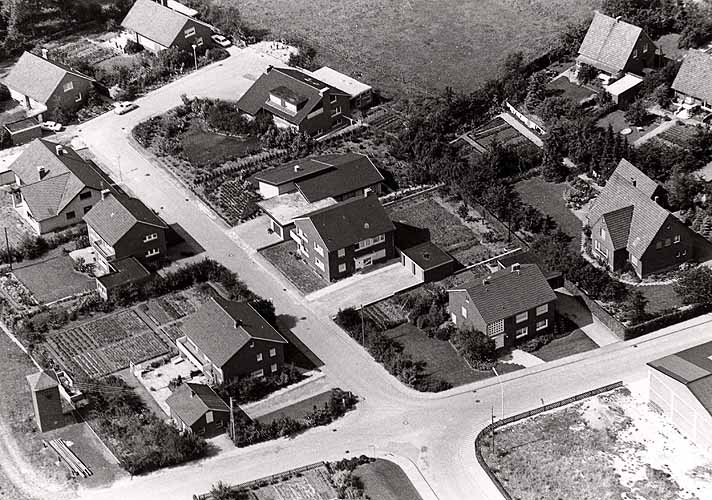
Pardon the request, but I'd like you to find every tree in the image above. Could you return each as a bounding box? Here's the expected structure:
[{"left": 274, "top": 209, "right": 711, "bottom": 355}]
[
  {"left": 524, "top": 71, "right": 549, "bottom": 110},
  {"left": 450, "top": 328, "right": 495, "bottom": 369},
  {"left": 541, "top": 134, "right": 568, "bottom": 182},
  {"left": 0, "top": 83, "right": 10, "bottom": 102},
  {"left": 624, "top": 99, "right": 650, "bottom": 126},
  {"left": 665, "top": 169, "right": 704, "bottom": 212},
  {"left": 209, "top": 481, "right": 236, "bottom": 500},
  {"left": 577, "top": 63, "right": 597, "bottom": 84},
  {"left": 674, "top": 267, "right": 712, "bottom": 304},
  {"left": 250, "top": 297, "right": 276, "bottom": 326},
  {"left": 622, "top": 289, "right": 648, "bottom": 324}
]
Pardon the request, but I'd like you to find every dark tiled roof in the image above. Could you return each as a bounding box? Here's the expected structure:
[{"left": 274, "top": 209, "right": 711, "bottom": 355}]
[
  {"left": 649, "top": 341, "right": 712, "bottom": 417},
  {"left": 83, "top": 193, "right": 167, "bottom": 246},
  {"left": 165, "top": 383, "right": 229, "bottom": 427},
  {"left": 3, "top": 51, "right": 95, "bottom": 104},
  {"left": 452, "top": 264, "right": 556, "bottom": 324},
  {"left": 603, "top": 206, "right": 634, "bottom": 250},
  {"left": 237, "top": 67, "right": 348, "bottom": 126},
  {"left": 402, "top": 241, "right": 453, "bottom": 271},
  {"left": 616, "top": 158, "right": 661, "bottom": 199},
  {"left": 121, "top": 0, "right": 211, "bottom": 48},
  {"left": 588, "top": 159, "right": 670, "bottom": 259},
  {"left": 254, "top": 158, "right": 336, "bottom": 185},
  {"left": 297, "top": 195, "right": 395, "bottom": 252},
  {"left": 672, "top": 50, "right": 712, "bottom": 104},
  {"left": 295, "top": 154, "right": 384, "bottom": 202},
  {"left": 182, "top": 297, "right": 286, "bottom": 368},
  {"left": 578, "top": 12, "right": 644, "bottom": 73},
  {"left": 11, "top": 139, "right": 106, "bottom": 221},
  {"left": 97, "top": 257, "right": 151, "bottom": 289}
]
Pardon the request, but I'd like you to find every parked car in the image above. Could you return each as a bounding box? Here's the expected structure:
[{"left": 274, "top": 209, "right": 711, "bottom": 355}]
[
  {"left": 40, "top": 121, "right": 62, "bottom": 132},
  {"left": 113, "top": 101, "right": 138, "bottom": 115},
  {"left": 211, "top": 34, "right": 232, "bottom": 48}
]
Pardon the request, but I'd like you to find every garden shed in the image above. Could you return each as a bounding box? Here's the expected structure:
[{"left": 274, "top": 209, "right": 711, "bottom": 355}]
[
  {"left": 605, "top": 74, "right": 643, "bottom": 109},
  {"left": 3, "top": 116, "right": 41, "bottom": 145},
  {"left": 399, "top": 241, "right": 455, "bottom": 283}
]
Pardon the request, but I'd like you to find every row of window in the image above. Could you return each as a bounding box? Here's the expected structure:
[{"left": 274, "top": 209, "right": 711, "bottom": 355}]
[
  {"left": 516, "top": 319, "right": 549, "bottom": 338},
  {"left": 356, "top": 234, "right": 386, "bottom": 251},
  {"left": 66, "top": 205, "right": 93, "bottom": 220},
  {"left": 515, "top": 304, "right": 549, "bottom": 323},
  {"left": 255, "top": 348, "right": 278, "bottom": 362},
  {"left": 655, "top": 235, "right": 680, "bottom": 249},
  {"left": 251, "top": 364, "right": 279, "bottom": 378}
]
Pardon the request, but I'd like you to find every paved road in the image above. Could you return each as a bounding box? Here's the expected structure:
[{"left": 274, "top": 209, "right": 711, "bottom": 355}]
[{"left": 66, "top": 50, "right": 712, "bottom": 500}]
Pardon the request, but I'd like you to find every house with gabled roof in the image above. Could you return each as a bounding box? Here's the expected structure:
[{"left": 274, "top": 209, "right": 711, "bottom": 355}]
[
  {"left": 577, "top": 12, "right": 658, "bottom": 78},
  {"left": 310, "top": 66, "right": 373, "bottom": 109},
  {"left": 587, "top": 159, "right": 706, "bottom": 277},
  {"left": 237, "top": 66, "right": 352, "bottom": 136},
  {"left": 165, "top": 382, "right": 230, "bottom": 436},
  {"left": 176, "top": 296, "right": 288, "bottom": 384},
  {"left": 648, "top": 341, "right": 712, "bottom": 453},
  {"left": 83, "top": 192, "right": 168, "bottom": 274},
  {"left": 8, "top": 139, "right": 108, "bottom": 234},
  {"left": 3, "top": 51, "right": 96, "bottom": 120},
  {"left": 292, "top": 194, "right": 396, "bottom": 281},
  {"left": 255, "top": 153, "right": 384, "bottom": 240},
  {"left": 671, "top": 50, "right": 712, "bottom": 111},
  {"left": 448, "top": 263, "right": 557, "bottom": 350},
  {"left": 121, "top": 0, "right": 216, "bottom": 53}
]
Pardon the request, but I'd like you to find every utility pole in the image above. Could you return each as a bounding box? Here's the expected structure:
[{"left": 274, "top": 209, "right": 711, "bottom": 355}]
[
  {"left": 192, "top": 44, "right": 198, "bottom": 72},
  {"left": 229, "top": 397, "right": 235, "bottom": 441},
  {"left": 4, "top": 228, "right": 11, "bottom": 271},
  {"left": 360, "top": 304, "right": 365, "bottom": 345},
  {"left": 492, "top": 366, "right": 504, "bottom": 420},
  {"left": 491, "top": 406, "right": 495, "bottom": 453}
]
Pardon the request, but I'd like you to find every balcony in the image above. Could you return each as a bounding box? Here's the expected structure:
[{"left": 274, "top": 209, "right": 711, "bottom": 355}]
[
  {"left": 90, "top": 239, "right": 115, "bottom": 261},
  {"left": 176, "top": 336, "right": 207, "bottom": 372}
]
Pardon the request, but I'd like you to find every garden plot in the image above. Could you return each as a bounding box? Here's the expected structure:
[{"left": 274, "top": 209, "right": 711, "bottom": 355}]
[
  {"left": 140, "top": 291, "right": 205, "bottom": 326},
  {"left": 483, "top": 386, "right": 712, "bottom": 500},
  {"left": 44, "top": 310, "right": 171, "bottom": 379},
  {"left": 250, "top": 465, "right": 336, "bottom": 500},
  {"left": 385, "top": 193, "right": 506, "bottom": 266}
]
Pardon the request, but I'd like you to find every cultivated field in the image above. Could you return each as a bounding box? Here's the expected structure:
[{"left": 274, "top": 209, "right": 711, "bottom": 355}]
[{"left": 236, "top": 0, "right": 598, "bottom": 95}]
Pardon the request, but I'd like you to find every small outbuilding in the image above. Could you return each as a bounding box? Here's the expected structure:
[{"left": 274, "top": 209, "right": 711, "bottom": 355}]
[
  {"left": 3, "top": 116, "right": 42, "bottom": 145},
  {"left": 95, "top": 257, "right": 152, "bottom": 301},
  {"left": 26, "top": 371, "right": 64, "bottom": 433},
  {"left": 605, "top": 73, "right": 643, "bottom": 108},
  {"left": 166, "top": 382, "right": 230, "bottom": 436},
  {"left": 399, "top": 241, "right": 455, "bottom": 283}
]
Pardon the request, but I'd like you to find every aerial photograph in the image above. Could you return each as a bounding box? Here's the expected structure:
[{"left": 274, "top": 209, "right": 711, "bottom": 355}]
[{"left": 1, "top": 0, "right": 712, "bottom": 499}]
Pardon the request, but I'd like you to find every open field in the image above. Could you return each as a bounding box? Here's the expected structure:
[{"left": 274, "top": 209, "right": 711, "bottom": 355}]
[
  {"left": 514, "top": 177, "right": 582, "bottom": 248},
  {"left": 13, "top": 253, "right": 95, "bottom": 304},
  {"left": 483, "top": 386, "right": 712, "bottom": 500},
  {"left": 236, "top": 0, "right": 598, "bottom": 95},
  {"left": 356, "top": 459, "right": 424, "bottom": 500}
]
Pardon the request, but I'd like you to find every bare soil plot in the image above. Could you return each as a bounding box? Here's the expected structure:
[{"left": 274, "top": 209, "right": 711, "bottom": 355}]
[
  {"left": 250, "top": 465, "right": 336, "bottom": 500},
  {"left": 515, "top": 177, "right": 582, "bottom": 248},
  {"left": 483, "top": 387, "right": 712, "bottom": 500},
  {"left": 43, "top": 310, "right": 171, "bottom": 378},
  {"left": 355, "top": 459, "right": 423, "bottom": 500},
  {"left": 234, "top": 0, "right": 597, "bottom": 95},
  {"left": 260, "top": 240, "right": 329, "bottom": 294},
  {"left": 13, "top": 253, "right": 95, "bottom": 304}
]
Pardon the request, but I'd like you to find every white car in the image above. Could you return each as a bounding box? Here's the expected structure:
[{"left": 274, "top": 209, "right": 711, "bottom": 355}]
[
  {"left": 113, "top": 101, "right": 138, "bottom": 115},
  {"left": 211, "top": 34, "right": 232, "bottom": 48},
  {"left": 40, "top": 121, "right": 62, "bottom": 132}
]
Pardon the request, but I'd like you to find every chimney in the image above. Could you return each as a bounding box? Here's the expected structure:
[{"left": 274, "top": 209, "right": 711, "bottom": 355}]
[
  {"left": 37, "top": 166, "right": 47, "bottom": 180},
  {"left": 631, "top": 177, "right": 636, "bottom": 188},
  {"left": 615, "top": 16, "right": 622, "bottom": 22},
  {"left": 482, "top": 276, "right": 491, "bottom": 286},
  {"left": 294, "top": 164, "right": 301, "bottom": 172},
  {"left": 101, "top": 189, "right": 111, "bottom": 200},
  {"left": 55, "top": 145, "right": 64, "bottom": 156},
  {"left": 364, "top": 222, "right": 370, "bottom": 229},
  {"left": 41, "top": 48, "right": 48, "bottom": 59},
  {"left": 654, "top": 195, "right": 660, "bottom": 204},
  {"left": 511, "top": 263, "right": 521, "bottom": 273}
]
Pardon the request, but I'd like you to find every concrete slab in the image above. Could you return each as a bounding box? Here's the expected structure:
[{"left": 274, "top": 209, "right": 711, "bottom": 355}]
[
  {"left": 306, "top": 261, "right": 421, "bottom": 313},
  {"left": 227, "top": 216, "right": 282, "bottom": 252}
]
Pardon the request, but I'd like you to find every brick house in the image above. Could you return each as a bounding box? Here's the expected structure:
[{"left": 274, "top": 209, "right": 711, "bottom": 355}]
[
  {"left": 671, "top": 50, "right": 712, "bottom": 110},
  {"left": 165, "top": 382, "right": 230, "bottom": 436},
  {"left": 237, "top": 66, "right": 352, "bottom": 136},
  {"left": 3, "top": 51, "right": 96, "bottom": 120},
  {"left": 577, "top": 12, "right": 658, "bottom": 78},
  {"left": 292, "top": 195, "right": 396, "bottom": 281},
  {"left": 586, "top": 159, "right": 706, "bottom": 277},
  {"left": 255, "top": 153, "right": 384, "bottom": 240},
  {"left": 83, "top": 192, "right": 168, "bottom": 274},
  {"left": 176, "top": 297, "right": 288, "bottom": 385},
  {"left": 7, "top": 139, "right": 108, "bottom": 234},
  {"left": 448, "top": 263, "right": 557, "bottom": 350},
  {"left": 121, "top": 0, "right": 216, "bottom": 53}
]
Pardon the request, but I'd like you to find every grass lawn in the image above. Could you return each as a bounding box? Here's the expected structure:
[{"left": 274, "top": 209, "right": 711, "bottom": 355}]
[
  {"left": 483, "top": 387, "right": 712, "bottom": 500},
  {"left": 235, "top": 0, "right": 597, "bottom": 95},
  {"left": 181, "top": 127, "right": 261, "bottom": 165},
  {"left": 13, "top": 252, "right": 95, "bottom": 304},
  {"left": 547, "top": 75, "right": 599, "bottom": 102},
  {"left": 260, "top": 240, "right": 329, "bottom": 294},
  {"left": 596, "top": 109, "right": 661, "bottom": 144},
  {"left": 384, "top": 323, "right": 479, "bottom": 387},
  {"left": 355, "top": 459, "right": 423, "bottom": 500},
  {"left": 255, "top": 390, "right": 334, "bottom": 424},
  {"left": 514, "top": 177, "right": 582, "bottom": 250},
  {"left": 534, "top": 328, "right": 598, "bottom": 362},
  {"left": 636, "top": 284, "right": 683, "bottom": 315}
]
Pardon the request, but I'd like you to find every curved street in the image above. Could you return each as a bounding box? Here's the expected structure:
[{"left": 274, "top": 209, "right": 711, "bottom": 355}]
[{"left": 57, "top": 48, "right": 712, "bottom": 500}]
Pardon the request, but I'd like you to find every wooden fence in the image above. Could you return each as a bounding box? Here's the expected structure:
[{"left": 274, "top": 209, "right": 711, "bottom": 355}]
[{"left": 474, "top": 381, "right": 623, "bottom": 500}]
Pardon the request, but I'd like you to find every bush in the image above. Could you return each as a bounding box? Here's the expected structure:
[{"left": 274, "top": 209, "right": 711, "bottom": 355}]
[
  {"left": 624, "top": 99, "right": 650, "bottom": 126},
  {"left": 674, "top": 267, "right": 712, "bottom": 305},
  {"left": 124, "top": 39, "right": 144, "bottom": 54},
  {"left": 0, "top": 83, "right": 10, "bottom": 102},
  {"left": 18, "top": 235, "right": 49, "bottom": 260},
  {"left": 215, "top": 367, "right": 303, "bottom": 405},
  {"left": 450, "top": 328, "right": 496, "bottom": 370},
  {"left": 577, "top": 63, "right": 596, "bottom": 84}
]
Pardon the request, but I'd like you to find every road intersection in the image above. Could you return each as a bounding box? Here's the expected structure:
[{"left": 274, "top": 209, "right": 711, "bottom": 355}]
[{"left": 67, "top": 48, "right": 712, "bottom": 500}]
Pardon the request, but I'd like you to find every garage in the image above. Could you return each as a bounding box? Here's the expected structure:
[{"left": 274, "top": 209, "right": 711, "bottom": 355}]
[{"left": 399, "top": 241, "right": 455, "bottom": 283}]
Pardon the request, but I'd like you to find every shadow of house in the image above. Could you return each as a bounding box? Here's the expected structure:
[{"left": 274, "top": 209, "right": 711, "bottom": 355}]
[
  {"left": 165, "top": 222, "right": 206, "bottom": 261},
  {"left": 555, "top": 290, "right": 594, "bottom": 329},
  {"left": 276, "top": 314, "right": 324, "bottom": 370}
]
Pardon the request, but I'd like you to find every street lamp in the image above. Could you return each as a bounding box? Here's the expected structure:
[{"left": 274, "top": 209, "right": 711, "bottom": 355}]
[
  {"left": 192, "top": 44, "right": 198, "bottom": 72},
  {"left": 492, "top": 366, "right": 504, "bottom": 420}
]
